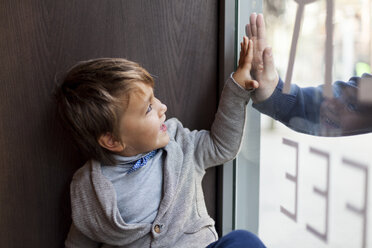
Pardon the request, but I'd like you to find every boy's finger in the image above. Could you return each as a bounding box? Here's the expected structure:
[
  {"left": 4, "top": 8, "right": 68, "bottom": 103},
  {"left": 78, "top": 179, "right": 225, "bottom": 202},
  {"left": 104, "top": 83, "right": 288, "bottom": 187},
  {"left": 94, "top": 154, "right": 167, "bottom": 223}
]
[
  {"left": 246, "top": 24, "right": 252, "bottom": 39},
  {"left": 247, "top": 39, "right": 254, "bottom": 63},
  {"left": 250, "top": 13, "right": 257, "bottom": 37},
  {"left": 239, "top": 42, "right": 244, "bottom": 65},
  {"left": 241, "top": 37, "right": 245, "bottom": 56},
  {"left": 244, "top": 36, "right": 249, "bottom": 55},
  {"left": 245, "top": 79, "right": 259, "bottom": 90}
]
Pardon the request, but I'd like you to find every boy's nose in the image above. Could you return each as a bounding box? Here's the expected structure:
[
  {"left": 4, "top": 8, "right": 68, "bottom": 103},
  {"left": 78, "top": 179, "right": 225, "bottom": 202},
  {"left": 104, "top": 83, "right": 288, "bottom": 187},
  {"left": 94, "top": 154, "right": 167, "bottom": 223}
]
[{"left": 159, "top": 103, "right": 167, "bottom": 116}]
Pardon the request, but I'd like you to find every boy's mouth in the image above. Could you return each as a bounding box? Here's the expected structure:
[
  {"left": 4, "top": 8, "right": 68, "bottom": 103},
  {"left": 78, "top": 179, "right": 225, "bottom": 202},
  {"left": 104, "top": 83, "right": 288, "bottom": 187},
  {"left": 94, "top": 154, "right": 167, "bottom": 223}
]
[{"left": 160, "top": 123, "right": 167, "bottom": 132}]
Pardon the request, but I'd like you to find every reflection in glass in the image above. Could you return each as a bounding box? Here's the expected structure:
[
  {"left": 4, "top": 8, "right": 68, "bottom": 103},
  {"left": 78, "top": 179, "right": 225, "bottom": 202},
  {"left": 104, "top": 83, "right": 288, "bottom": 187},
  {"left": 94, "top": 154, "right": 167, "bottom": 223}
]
[
  {"left": 258, "top": 1, "right": 372, "bottom": 247},
  {"left": 318, "top": 77, "right": 372, "bottom": 136},
  {"left": 260, "top": 0, "right": 372, "bottom": 137},
  {"left": 282, "top": 74, "right": 372, "bottom": 136}
]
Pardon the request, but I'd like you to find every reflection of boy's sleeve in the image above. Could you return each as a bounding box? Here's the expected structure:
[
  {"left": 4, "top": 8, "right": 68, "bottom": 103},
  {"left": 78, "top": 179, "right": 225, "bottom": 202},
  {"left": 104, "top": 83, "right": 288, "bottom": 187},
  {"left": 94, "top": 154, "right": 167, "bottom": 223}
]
[
  {"left": 252, "top": 75, "right": 372, "bottom": 135},
  {"left": 252, "top": 78, "right": 323, "bottom": 135}
]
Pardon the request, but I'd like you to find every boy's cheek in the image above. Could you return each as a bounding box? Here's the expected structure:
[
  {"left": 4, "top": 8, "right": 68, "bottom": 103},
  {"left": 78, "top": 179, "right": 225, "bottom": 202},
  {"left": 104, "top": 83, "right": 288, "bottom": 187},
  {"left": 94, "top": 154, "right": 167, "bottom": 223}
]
[{"left": 164, "top": 133, "right": 170, "bottom": 144}]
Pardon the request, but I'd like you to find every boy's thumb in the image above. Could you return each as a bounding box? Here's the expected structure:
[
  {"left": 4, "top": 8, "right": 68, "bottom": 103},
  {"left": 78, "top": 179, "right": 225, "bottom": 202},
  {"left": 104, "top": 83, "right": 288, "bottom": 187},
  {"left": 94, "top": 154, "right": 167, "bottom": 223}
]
[{"left": 263, "top": 47, "right": 275, "bottom": 72}]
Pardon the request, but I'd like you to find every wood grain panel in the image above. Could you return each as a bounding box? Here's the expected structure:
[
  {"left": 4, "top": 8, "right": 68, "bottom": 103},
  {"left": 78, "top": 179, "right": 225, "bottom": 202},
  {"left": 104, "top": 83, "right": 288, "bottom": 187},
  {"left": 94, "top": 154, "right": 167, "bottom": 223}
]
[{"left": 0, "top": 0, "right": 219, "bottom": 246}]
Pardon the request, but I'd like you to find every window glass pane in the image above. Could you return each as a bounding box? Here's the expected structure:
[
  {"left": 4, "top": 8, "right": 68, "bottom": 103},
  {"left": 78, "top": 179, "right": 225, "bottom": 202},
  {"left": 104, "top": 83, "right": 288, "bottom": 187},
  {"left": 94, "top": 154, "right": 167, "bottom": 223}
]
[
  {"left": 260, "top": 0, "right": 372, "bottom": 247},
  {"left": 234, "top": 0, "right": 262, "bottom": 234}
]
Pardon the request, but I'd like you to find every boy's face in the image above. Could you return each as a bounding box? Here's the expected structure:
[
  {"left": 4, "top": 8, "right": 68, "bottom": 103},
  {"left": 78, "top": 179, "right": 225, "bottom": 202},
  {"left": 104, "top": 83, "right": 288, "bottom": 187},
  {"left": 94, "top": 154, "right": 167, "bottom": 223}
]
[{"left": 117, "top": 82, "right": 169, "bottom": 157}]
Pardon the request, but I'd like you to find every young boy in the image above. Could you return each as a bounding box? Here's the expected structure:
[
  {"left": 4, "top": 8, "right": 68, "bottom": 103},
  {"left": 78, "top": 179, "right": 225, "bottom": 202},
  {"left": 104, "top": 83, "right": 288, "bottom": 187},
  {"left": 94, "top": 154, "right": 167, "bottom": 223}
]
[{"left": 56, "top": 37, "right": 266, "bottom": 247}]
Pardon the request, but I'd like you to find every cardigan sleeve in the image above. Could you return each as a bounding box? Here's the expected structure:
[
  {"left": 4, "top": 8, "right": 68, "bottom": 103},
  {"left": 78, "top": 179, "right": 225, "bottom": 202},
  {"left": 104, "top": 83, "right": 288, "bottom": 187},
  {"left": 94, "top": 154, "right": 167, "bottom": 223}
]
[
  {"left": 165, "top": 74, "right": 252, "bottom": 170},
  {"left": 191, "top": 74, "right": 252, "bottom": 169}
]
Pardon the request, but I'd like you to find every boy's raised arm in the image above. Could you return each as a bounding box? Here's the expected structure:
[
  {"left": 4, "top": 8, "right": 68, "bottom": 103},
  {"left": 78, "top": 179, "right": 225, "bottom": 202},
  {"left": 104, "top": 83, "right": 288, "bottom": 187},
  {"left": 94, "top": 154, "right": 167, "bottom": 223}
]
[{"left": 189, "top": 36, "right": 257, "bottom": 169}]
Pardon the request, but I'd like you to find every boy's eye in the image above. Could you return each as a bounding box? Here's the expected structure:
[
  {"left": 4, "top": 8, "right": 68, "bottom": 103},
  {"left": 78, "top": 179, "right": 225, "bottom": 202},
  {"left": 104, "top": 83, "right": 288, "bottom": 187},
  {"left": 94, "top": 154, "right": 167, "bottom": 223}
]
[{"left": 146, "top": 104, "right": 152, "bottom": 114}]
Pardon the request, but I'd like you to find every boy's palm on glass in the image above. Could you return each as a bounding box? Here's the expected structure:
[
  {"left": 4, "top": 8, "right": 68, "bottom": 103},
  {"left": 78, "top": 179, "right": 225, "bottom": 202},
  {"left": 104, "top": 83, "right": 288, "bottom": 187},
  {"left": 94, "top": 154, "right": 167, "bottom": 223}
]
[{"left": 233, "top": 37, "right": 259, "bottom": 91}]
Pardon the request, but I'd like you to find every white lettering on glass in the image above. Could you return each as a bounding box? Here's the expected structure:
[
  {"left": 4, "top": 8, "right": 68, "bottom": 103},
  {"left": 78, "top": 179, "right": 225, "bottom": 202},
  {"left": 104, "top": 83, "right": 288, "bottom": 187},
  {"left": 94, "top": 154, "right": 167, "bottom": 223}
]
[
  {"left": 280, "top": 138, "right": 299, "bottom": 222},
  {"left": 305, "top": 147, "right": 330, "bottom": 242},
  {"left": 342, "top": 158, "right": 368, "bottom": 248},
  {"left": 279, "top": 138, "right": 369, "bottom": 248}
]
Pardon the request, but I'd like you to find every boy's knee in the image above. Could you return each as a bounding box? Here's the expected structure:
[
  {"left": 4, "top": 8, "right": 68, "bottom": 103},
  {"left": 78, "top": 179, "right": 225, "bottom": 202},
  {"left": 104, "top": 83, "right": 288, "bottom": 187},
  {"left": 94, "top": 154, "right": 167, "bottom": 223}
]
[
  {"left": 209, "top": 230, "right": 266, "bottom": 248},
  {"left": 230, "top": 230, "right": 265, "bottom": 247}
]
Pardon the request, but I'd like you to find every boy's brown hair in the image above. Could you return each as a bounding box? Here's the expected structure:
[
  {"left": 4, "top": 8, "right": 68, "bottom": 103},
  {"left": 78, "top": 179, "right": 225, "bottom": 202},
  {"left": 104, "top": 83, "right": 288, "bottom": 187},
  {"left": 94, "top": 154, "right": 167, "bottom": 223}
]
[{"left": 55, "top": 58, "right": 154, "bottom": 165}]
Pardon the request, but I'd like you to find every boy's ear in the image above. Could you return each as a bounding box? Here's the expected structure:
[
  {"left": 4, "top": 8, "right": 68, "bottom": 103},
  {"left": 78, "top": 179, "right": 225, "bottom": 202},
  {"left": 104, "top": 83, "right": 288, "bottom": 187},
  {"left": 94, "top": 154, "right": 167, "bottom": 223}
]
[{"left": 98, "top": 132, "right": 125, "bottom": 152}]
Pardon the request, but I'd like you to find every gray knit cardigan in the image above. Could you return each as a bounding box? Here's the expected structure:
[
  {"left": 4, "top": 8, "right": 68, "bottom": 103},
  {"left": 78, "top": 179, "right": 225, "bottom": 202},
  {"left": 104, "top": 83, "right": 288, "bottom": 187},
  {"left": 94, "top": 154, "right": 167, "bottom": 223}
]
[{"left": 65, "top": 76, "right": 252, "bottom": 248}]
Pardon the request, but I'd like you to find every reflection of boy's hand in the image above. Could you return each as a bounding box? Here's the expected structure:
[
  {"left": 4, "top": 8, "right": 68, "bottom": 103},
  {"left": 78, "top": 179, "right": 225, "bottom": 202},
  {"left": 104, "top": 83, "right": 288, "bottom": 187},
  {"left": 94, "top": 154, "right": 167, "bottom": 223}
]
[
  {"left": 233, "top": 36, "right": 259, "bottom": 90},
  {"left": 247, "top": 13, "right": 279, "bottom": 103},
  {"left": 319, "top": 86, "right": 372, "bottom": 135}
]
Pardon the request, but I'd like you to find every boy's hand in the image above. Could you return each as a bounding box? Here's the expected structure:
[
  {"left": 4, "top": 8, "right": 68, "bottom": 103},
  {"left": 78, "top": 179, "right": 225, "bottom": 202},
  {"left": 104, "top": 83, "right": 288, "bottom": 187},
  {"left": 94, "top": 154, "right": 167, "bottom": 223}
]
[
  {"left": 246, "top": 13, "right": 279, "bottom": 103},
  {"left": 233, "top": 36, "right": 259, "bottom": 91}
]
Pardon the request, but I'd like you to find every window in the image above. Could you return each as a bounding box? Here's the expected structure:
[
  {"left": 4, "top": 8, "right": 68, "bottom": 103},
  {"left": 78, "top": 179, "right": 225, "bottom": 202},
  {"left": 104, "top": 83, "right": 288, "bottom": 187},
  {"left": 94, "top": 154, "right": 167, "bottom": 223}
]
[{"left": 259, "top": 0, "right": 372, "bottom": 247}]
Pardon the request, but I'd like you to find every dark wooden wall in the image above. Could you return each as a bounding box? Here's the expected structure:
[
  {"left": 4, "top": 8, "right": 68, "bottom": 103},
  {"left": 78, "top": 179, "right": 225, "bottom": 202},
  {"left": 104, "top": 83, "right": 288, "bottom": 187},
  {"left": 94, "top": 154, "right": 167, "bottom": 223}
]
[{"left": 0, "top": 0, "right": 219, "bottom": 246}]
